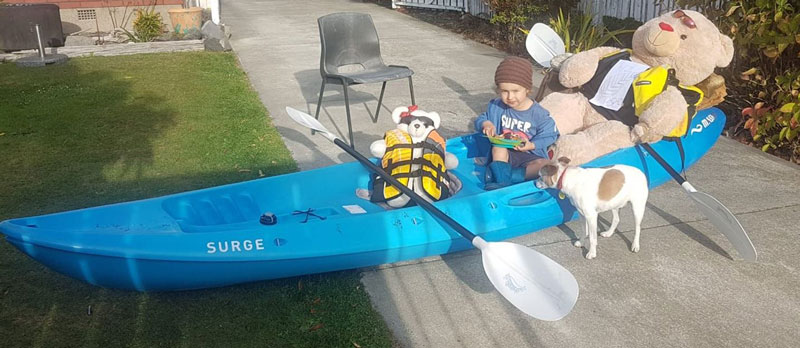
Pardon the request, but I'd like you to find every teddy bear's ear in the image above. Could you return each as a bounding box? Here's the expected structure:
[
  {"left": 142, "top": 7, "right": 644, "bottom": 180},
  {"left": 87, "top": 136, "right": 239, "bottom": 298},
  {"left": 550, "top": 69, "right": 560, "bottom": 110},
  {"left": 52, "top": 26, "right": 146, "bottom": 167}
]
[
  {"left": 716, "top": 33, "right": 734, "bottom": 68},
  {"left": 426, "top": 111, "right": 441, "bottom": 129},
  {"left": 391, "top": 106, "right": 408, "bottom": 124},
  {"left": 557, "top": 156, "right": 571, "bottom": 165}
]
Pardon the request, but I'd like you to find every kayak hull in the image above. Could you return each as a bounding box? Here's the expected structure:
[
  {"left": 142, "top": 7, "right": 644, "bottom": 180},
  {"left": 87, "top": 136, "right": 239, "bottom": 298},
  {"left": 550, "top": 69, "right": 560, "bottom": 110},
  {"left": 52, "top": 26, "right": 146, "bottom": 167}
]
[{"left": 1, "top": 108, "right": 726, "bottom": 291}]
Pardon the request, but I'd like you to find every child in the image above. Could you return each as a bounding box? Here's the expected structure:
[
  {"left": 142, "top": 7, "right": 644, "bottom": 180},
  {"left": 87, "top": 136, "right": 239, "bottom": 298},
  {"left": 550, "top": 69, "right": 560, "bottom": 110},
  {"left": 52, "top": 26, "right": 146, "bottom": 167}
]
[{"left": 474, "top": 56, "right": 559, "bottom": 190}]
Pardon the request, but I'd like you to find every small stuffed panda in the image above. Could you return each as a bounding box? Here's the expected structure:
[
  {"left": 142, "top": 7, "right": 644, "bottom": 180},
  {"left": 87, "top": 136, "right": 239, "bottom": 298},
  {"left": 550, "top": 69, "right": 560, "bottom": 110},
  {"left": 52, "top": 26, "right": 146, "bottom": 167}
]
[{"left": 369, "top": 106, "right": 459, "bottom": 208}]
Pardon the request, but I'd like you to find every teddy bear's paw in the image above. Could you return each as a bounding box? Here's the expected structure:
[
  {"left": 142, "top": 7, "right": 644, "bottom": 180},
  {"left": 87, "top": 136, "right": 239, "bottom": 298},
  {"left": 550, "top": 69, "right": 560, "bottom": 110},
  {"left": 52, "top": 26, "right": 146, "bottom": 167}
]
[
  {"left": 369, "top": 140, "right": 387, "bottom": 158},
  {"left": 550, "top": 53, "right": 574, "bottom": 70},
  {"left": 444, "top": 153, "right": 459, "bottom": 170},
  {"left": 631, "top": 124, "right": 647, "bottom": 143},
  {"left": 633, "top": 124, "right": 664, "bottom": 143}
]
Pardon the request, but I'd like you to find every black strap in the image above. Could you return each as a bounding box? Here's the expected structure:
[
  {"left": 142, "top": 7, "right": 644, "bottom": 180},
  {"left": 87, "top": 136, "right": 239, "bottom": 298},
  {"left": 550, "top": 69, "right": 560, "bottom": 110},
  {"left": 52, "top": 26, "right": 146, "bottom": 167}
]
[
  {"left": 676, "top": 137, "right": 686, "bottom": 173},
  {"left": 660, "top": 137, "right": 687, "bottom": 173},
  {"left": 292, "top": 208, "right": 326, "bottom": 223}
]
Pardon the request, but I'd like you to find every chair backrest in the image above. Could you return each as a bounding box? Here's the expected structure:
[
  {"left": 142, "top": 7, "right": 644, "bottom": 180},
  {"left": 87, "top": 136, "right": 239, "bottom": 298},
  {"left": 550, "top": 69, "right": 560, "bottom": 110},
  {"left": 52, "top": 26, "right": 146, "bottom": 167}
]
[{"left": 317, "top": 12, "right": 385, "bottom": 77}]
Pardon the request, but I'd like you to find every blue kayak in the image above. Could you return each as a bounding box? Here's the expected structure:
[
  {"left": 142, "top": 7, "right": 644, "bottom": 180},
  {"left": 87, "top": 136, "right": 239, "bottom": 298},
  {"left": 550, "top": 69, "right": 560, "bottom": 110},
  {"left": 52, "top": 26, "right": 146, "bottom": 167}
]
[{"left": 0, "top": 108, "right": 726, "bottom": 291}]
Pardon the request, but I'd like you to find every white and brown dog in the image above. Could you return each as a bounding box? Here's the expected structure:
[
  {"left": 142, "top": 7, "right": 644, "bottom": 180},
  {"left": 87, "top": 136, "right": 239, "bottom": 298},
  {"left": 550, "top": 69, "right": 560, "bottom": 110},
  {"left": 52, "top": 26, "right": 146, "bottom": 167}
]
[{"left": 535, "top": 157, "right": 649, "bottom": 259}]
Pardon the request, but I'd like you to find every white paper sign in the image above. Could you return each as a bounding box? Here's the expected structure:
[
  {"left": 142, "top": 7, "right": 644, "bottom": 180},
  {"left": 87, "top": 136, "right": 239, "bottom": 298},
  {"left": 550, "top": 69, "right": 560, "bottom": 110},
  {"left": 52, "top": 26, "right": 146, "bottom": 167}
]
[{"left": 589, "top": 60, "right": 649, "bottom": 111}]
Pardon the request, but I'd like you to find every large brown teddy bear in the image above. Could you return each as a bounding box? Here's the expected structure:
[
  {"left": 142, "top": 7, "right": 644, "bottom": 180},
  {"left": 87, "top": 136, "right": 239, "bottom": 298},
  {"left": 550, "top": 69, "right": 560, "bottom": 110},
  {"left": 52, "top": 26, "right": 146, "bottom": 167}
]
[{"left": 539, "top": 9, "right": 734, "bottom": 165}]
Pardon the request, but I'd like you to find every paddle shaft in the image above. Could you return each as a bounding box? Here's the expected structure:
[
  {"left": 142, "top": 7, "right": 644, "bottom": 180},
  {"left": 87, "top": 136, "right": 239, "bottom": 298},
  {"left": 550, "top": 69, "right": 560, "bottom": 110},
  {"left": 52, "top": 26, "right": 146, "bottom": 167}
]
[
  {"left": 332, "top": 138, "right": 477, "bottom": 242},
  {"left": 640, "top": 143, "right": 686, "bottom": 185}
]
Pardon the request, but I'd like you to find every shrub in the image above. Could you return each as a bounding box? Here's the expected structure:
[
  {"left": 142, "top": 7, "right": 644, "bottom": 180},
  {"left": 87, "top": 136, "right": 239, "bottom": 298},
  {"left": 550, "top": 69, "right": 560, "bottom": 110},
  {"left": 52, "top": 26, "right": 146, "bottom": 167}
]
[
  {"left": 548, "top": 9, "right": 633, "bottom": 53},
  {"left": 487, "top": 0, "right": 580, "bottom": 47},
  {"left": 488, "top": 0, "right": 549, "bottom": 46},
  {"left": 721, "top": 0, "right": 799, "bottom": 161},
  {"left": 601, "top": 16, "right": 642, "bottom": 48},
  {"left": 123, "top": 6, "right": 163, "bottom": 42}
]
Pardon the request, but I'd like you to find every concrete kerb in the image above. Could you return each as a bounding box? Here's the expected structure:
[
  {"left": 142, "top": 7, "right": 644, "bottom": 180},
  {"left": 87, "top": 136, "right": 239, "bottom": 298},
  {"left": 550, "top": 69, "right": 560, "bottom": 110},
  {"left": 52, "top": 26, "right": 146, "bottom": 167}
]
[
  {"left": 221, "top": 1, "right": 800, "bottom": 347},
  {"left": 0, "top": 40, "right": 203, "bottom": 63}
]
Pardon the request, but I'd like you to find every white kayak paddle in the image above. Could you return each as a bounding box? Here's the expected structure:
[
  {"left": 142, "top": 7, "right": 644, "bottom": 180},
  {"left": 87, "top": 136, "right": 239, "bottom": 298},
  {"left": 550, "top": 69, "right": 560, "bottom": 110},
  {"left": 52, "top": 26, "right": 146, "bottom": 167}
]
[
  {"left": 286, "top": 106, "right": 579, "bottom": 321},
  {"left": 525, "top": 23, "right": 565, "bottom": 68}
]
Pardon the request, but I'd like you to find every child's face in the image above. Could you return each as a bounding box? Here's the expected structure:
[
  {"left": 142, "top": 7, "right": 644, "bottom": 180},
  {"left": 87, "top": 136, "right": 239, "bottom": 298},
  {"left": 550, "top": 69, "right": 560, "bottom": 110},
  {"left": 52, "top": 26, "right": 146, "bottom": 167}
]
[{"left": 497, "top": 82, "right": 531, "bottom": 110}]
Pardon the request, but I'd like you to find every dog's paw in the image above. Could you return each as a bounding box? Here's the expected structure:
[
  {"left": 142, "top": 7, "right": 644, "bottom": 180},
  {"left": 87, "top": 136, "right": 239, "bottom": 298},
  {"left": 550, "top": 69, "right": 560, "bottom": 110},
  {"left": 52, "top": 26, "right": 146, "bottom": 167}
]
[
  {"left": 600, "top": 230, "right": 614, "bottom": 238},
  {"left": 585, "top": 250, "right": 596, "bottom": 259},
  {"left": 573, "top": 240, "right": 582, "bottom": 248},
  {"left": 631, "top": 243, "right": 640, "bottom": 253}
]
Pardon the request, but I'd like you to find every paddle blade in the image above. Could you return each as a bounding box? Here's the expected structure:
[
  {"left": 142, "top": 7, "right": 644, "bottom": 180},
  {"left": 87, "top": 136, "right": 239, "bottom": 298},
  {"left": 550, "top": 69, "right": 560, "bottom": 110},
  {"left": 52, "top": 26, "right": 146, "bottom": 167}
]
[
  {"left": 688, "top": 191, "right": 757, "bottom": 261},
  {"left": 478, "top": 240, "right": 578, "bottom": 320},
  {"left": 525, "top": 23, "right": 565, "bottom": 68},
  {"left": 285, "top": 106, "right": 337, "bottom": 141}
]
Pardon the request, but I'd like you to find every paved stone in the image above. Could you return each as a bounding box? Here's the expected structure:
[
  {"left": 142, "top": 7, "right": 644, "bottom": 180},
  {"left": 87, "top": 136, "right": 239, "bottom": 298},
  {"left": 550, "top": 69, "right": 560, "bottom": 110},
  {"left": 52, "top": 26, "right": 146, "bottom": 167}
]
[{"left": 222, "top": 1, "right": 800, "bottom": 347}]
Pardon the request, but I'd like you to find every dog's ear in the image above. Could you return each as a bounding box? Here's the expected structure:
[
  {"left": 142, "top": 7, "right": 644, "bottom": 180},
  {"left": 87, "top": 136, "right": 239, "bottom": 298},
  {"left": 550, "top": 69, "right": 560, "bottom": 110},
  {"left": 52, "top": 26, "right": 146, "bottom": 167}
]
[
  {"left": 557, "top": 157, "right": 571, "bottom": 166},
  {"left": 540, "top": 163, "right": 558, "bottom": 177},
  {"left": 540, "top": 164, "right": 558, "bottom": 187}
]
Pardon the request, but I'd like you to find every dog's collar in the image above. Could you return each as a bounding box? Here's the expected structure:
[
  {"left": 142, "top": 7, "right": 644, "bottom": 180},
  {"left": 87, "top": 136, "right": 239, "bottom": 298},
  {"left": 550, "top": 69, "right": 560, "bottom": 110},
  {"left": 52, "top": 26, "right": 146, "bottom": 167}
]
[{"left": 556, "top": 168, "right": 568, "bottom": 190}]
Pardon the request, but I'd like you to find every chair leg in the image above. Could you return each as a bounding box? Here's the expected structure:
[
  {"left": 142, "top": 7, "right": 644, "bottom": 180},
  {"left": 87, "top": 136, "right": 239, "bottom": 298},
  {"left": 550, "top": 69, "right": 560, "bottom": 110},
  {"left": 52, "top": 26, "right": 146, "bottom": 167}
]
[
  {"left": 342, "top": 82, "right": 355, "bottom": 148},
  {"left": 408, "top": 76, "right": 415, "bottom": 105},
  {"left": 313, "top": 82, "right": 326, "bottom": 135},
  {"left": 372, "top": 81, "right": 387, "bottom": 123}
]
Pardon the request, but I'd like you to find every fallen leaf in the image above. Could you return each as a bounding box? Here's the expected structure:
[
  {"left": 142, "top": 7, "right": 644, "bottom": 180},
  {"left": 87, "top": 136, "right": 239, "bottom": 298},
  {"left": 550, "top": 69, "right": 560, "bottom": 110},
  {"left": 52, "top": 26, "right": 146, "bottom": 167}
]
[
  {"left": 238, "top": 169, "right": 251, "bottom": 173},
  {"left": 353, "top": 342, "right": 362, "bottom": 348},
  {"left": 740, "top": 67, "right": 757, "bottom": 76},
  {"left": 312, "top": 297, "right": 321, "bottom": 305},
  {"left": 309, "top": 323, "right": 323, "bottom": 332},
  {"left": 310, "top": 308, "right": 317, "bottom": 314},
  {"left": 0, "top": 132, "right": 5, "bottom": 136},
  {"left": 259, "top": 170, "right": 265, "bottom": 177}
]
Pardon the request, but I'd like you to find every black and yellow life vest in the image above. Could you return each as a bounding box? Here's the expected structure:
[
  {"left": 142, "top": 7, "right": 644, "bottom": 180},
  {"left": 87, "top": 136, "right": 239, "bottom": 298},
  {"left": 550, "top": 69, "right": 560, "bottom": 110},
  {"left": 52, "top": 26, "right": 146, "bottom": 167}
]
[
  {"left": 581, "top": 50, "right": 704, "bottom": 139},
  {"left": 370, "top": 129, "right": 451, "bottom": 206}
]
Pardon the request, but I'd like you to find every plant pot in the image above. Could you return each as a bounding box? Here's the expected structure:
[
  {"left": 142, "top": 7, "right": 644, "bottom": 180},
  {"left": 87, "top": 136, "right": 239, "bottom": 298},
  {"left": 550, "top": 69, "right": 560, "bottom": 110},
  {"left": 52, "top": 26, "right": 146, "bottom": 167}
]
[{"left": 167, "top": 7, "right": 203, "bottom": 34}]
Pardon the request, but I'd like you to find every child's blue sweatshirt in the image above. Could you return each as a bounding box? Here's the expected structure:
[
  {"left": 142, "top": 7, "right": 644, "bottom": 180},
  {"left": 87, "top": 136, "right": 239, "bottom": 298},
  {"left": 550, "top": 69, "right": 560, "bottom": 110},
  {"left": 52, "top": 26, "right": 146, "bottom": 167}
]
[{"left": 474, "top": 98, "right": 559, "bottom": 159}]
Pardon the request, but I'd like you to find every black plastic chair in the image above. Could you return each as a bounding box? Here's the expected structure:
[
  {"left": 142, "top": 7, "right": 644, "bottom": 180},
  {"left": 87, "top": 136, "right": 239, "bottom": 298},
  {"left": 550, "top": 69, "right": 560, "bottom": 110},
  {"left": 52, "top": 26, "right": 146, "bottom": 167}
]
[{"left": 314, "top": 12, "right": 415, "bottom": 147}]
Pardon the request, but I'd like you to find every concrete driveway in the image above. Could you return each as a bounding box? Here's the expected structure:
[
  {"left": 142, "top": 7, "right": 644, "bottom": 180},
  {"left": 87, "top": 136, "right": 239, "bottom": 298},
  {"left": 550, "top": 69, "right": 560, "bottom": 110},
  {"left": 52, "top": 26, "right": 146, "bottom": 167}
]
[{"left": 223, "top": 1, "right": 800, "bottom": 347}]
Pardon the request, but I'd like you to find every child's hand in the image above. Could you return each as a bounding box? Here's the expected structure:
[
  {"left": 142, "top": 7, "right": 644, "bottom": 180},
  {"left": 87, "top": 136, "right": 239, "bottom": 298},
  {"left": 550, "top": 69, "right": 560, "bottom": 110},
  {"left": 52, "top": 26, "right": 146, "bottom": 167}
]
[
  {"left": 514, "top": 141, "right": 534, "bottom": 152},
  {"left": 481, "top": 121, "right": 496, "bottom": 137}
]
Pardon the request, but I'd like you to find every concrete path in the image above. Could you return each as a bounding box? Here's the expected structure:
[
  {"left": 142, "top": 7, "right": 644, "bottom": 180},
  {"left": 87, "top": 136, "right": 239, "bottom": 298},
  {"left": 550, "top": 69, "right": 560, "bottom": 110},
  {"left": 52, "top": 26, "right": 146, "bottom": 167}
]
[{"left": 223, "top": 1, "right": 800, "bottom": 347}]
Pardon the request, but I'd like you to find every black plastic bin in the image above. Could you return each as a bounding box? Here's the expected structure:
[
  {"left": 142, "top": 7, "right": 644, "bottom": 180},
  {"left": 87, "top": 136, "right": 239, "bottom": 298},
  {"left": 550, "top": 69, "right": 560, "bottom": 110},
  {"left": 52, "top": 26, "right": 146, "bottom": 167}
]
[{"left": 0, "top": 4, "right": 65, "bottom": 52}]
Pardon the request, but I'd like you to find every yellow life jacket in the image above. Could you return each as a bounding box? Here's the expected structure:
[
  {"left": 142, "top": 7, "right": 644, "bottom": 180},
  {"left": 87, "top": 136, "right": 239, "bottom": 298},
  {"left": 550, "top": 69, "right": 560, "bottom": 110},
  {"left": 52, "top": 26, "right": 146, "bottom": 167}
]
[
  {"left": 371, "top": 129, "right": 451, "bottom": 206},
  {"left": 581, "top": 50, "right": 704, "bottom": 138}
]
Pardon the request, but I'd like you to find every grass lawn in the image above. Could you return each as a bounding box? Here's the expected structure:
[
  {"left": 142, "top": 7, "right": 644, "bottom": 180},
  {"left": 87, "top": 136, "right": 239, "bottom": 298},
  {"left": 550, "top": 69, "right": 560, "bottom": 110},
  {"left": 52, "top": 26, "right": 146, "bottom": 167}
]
[{"left": 0, "top": 52, "right": 394, "bottom": 347}]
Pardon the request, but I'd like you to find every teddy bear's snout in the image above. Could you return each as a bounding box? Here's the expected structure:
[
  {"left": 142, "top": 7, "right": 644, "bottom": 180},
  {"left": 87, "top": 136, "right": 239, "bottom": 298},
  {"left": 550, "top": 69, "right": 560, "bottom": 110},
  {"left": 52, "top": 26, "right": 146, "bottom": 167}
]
[{"left": 644, "top": 23, "right": 680, "bottom": 57}]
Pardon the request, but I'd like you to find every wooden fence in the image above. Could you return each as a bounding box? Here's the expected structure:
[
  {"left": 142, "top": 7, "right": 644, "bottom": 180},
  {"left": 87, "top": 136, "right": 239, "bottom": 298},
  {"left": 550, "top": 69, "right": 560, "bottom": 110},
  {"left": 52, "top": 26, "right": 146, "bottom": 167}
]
[
  {"left": 392, "top": 0, "right": 726, "bottom": 23},
  {"left": 392, "top": 0, "right": 492, "bottom": 18}
]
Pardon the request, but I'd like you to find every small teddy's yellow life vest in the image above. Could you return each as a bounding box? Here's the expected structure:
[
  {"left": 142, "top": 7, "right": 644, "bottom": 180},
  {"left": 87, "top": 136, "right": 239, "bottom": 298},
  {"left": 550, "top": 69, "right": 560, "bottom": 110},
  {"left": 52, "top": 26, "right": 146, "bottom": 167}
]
[
  {"left": 372, "top": 129, "right": 450, "bottom": 205},
  {"left": 582, "top": 50, "right": 704, "bottom": 139}
]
